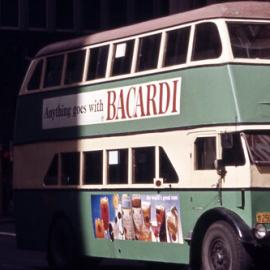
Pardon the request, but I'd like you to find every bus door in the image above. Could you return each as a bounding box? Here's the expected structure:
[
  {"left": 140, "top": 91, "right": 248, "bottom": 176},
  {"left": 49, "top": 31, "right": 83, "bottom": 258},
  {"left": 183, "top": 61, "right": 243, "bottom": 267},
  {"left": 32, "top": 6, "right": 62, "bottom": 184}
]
[
  {"left": 190, "top": 133, "right": 220, "bottom": 187},
  {"left": 188, "top": 132, "right": 225, "bottom": 211},
  {"left": 189, "top": 132, "right": 248, "bottom": 208}
]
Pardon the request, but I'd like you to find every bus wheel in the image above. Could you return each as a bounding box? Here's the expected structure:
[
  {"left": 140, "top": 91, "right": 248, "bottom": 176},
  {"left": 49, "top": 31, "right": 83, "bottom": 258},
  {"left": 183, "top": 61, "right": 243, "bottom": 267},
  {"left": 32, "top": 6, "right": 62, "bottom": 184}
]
[
  {"left": 201, "top": 221, "right": 251, "bottom": 270},
  {"left": 48, "top": 218, "right": 77, "bottom": 270}
]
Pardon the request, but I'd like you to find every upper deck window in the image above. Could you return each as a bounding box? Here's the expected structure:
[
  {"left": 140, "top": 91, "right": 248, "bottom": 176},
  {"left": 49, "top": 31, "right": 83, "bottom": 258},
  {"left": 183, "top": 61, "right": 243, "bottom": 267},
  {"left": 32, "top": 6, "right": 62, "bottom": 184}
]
[
  {"left": 164, "top": 27, "right": 190, "bottom": 67},
  {"left": 44, "top": 55, "right": 64, "bottom": 88},
  {"left": 28, "top": 60, "right": 43, "bottom": 91},
  {"left": 87, "top": 45, "right": 109, "bottom": 80},
  {"left": 112, "top": 40, "right": 134, "bottom": 76},
  {"left": 228, "top": 22, "right": 270, "bottom": 59},
  {"left": 136, "top": 34, "right": 161, "bottom": 72},
  {"left": 64, "top": 50, "right": 86, "bottom": 85},
  {"left": 192, "top": 22, "right": 222, "bottom": 61}
]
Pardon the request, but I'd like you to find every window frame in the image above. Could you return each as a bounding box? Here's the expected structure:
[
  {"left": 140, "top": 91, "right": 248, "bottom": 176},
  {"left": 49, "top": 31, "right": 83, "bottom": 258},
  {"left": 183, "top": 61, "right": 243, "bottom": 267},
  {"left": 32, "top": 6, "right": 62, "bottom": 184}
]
[
  {"left": 194, "top": 135, "right": 218, "bottom": 171},
  {"left": 22, "top": 19, "right": 229, "bottom": 95}
]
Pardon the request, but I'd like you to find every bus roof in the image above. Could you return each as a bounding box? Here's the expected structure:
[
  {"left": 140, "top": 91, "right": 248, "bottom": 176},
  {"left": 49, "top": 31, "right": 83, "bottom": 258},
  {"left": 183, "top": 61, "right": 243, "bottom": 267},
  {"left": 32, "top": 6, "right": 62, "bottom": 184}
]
[{"left": 36, "top": 1, "right": 270, "bottom": 57}]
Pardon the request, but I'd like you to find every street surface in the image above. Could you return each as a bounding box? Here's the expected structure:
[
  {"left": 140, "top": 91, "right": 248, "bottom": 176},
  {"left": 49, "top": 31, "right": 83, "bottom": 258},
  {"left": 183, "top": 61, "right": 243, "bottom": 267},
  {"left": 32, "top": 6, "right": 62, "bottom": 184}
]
[
  {"left": 1, "top": 218, "right": 268, "bottom": 270},
  {"left": 0, "top": 217, "right": 188, "bottom": 270}
]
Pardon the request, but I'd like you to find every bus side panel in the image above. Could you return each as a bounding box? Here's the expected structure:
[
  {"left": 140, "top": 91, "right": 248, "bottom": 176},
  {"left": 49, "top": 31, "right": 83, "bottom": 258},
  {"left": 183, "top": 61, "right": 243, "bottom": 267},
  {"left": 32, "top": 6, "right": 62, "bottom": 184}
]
[{"left": 14, "top": 188, "right": 254, "bottom": 264}]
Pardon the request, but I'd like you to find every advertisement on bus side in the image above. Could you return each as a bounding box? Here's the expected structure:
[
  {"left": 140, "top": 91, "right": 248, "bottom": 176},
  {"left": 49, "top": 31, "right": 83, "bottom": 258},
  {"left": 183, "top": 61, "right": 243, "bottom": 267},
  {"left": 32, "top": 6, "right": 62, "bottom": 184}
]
[{"left": 91, "top": 193, "right": 184, "bottom": 244}]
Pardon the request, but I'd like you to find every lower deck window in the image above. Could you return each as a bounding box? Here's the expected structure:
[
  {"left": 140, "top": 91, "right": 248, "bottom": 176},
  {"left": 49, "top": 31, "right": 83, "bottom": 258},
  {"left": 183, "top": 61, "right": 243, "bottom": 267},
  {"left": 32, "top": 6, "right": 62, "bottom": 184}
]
[
  {"left": 107, "top": 149, "right": 128, "bottom": 184},
  {"left": 159, "top": 147, "right": 178, "bottom": 183},
  {"left": 133, "top": 147, "right": 155, "bottom": 183},
  {"left": 44, "top": 154, "right": 58, "bottom": 185},
  {"left": 61, "top": 152, "right": 80, "bottom": 185},
  {"left": 84, "top": 151, "right": 103, "bottom": 184}
]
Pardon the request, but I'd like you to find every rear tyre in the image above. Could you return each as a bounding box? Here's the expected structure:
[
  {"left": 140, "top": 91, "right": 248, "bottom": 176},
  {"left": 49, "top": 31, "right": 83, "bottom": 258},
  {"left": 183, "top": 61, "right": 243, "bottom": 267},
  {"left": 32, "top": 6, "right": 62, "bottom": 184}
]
[
  {"left": 201, "top": 221, "right": 252, "bottom": 270},
  {"left": 48, "top": 218, "right": 78, "bottom": 270}
]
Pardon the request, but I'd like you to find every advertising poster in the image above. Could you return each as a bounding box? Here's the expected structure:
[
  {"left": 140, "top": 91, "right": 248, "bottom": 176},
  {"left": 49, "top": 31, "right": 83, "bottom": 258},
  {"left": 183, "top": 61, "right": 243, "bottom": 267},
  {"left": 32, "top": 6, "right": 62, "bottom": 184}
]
[{"left": 91, "top": 193, "right": 183, "bottom": 244}]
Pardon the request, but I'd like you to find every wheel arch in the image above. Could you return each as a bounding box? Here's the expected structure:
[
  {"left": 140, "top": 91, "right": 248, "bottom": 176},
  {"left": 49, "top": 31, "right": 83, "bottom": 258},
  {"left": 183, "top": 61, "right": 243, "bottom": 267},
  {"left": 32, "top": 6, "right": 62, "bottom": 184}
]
[
  {"left": 189, "top": 207, "right": 255, "bottom": 269},
  {"left": 47, "top": 210, "right": 79, "bottom": 266}
]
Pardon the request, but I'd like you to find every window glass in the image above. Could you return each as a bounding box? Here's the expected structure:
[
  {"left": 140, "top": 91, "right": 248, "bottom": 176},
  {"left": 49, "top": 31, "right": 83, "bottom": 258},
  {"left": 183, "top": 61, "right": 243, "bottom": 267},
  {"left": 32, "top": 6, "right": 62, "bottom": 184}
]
[
  {"left": 164, "top": 27, "right": 190, "bottom": 66},
  {"left": 195, "top": 137, "right": 216, "bottom": 170},
  {"left": 228, "top": 22, "right": 270, "bottom": 59},
  {"left": 28, "top": 60, "right": 43, "bottom": 91},
  {"left": 61, "top": 152, "right": 80, "bottom": 185},
  {"left": 192, "top": 22, "right": 222, "bottom": 61},
  {"left": 112, "top": 40, "right": 134, "bottom": 76},
  {"left": 56, "top": 0, "right": 73, "bottom": 30},
  {"left": 107, "top": 149, "right": 128, "bottom": 184},
  {"left": 221, "top": 133, "right": 245, "bottom": 166},
  {"left": 84, "top": 151, "right": 103, "bottom": 184},
  {"left": 0, "top": 0, "right": 18, "bottom": 27},
  {"left": 81, "top": 0, "right": 100, "bottom": 31},
  {"left": 133, "top": 147, "right": 155, "bottom": 183},
  {"left": 44, "top": 154, "right": 58, "bottom": 185},
  {"left": 108, "top": 0, "right": 127, "bottom": 28},
  {"left": 64, "top": 50, "right": 86, "bottom": 84},
  {"left": 159, "top": 147, "right": 178, "bottom": 183},
  {"left": 87, "top": 45, "right": 109, "bottom": 80},
  {"left": 136, "top": 34, "right": 161, "bottom": 72},
  {"left": 28, "top": 0, "right": 46, "bottom": 28},
  {"left": 44, "top": 55, "right": 64, "bottom": 88},
  {"left": 245, "top": 131, "right": 270, "bottom": 165}
]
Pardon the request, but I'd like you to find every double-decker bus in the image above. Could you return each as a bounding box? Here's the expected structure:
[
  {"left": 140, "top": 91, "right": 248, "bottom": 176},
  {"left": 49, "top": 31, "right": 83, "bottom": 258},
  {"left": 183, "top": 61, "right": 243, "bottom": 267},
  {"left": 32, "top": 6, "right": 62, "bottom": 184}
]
[{"left": 13, "top": 2, "right": 270, "bottom": 270}]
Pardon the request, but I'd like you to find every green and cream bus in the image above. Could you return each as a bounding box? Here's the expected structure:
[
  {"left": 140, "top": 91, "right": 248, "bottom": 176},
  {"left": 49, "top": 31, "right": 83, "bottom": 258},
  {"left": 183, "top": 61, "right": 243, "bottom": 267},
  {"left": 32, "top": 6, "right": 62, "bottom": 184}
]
[{"left": 13, "top": 2, "right": 270, "bottom": 269}]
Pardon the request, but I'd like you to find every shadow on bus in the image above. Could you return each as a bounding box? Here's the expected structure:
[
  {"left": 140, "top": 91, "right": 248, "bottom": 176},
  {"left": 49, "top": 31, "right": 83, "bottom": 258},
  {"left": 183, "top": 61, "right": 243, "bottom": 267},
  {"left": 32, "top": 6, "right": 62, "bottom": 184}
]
[{"left": 87, "top": 259, "right": 190, "bottom": 270}]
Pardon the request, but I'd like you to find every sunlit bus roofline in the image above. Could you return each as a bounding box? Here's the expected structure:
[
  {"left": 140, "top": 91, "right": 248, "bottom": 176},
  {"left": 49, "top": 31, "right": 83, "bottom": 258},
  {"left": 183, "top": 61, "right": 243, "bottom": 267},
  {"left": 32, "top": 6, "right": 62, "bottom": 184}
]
[{"left": 36, "top": 1, "right": 270, "bottom": 58}]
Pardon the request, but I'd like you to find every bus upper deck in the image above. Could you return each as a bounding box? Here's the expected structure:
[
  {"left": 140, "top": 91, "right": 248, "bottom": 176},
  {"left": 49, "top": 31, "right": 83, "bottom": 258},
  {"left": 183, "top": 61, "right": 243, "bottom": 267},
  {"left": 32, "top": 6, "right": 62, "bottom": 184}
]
[{"left": 14, "top": 2, "right": 270, "bottom": 145}]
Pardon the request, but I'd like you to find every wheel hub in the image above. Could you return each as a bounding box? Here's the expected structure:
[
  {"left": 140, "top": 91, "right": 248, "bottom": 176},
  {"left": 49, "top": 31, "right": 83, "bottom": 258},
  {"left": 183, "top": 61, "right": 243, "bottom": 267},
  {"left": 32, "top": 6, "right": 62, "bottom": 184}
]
[{"left": 210, "top": 240, "right": 230, "bottom": 270}]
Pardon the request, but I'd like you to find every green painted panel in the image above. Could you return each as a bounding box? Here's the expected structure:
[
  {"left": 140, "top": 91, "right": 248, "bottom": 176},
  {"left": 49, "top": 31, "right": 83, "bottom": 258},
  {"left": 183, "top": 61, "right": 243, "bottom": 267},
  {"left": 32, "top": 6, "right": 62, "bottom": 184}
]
[
  {"left": 14, "top": 64, "right": 270, "bottom": 144},
  {"left": 14, "top": 188, "right": 262, "bottom": 264}
]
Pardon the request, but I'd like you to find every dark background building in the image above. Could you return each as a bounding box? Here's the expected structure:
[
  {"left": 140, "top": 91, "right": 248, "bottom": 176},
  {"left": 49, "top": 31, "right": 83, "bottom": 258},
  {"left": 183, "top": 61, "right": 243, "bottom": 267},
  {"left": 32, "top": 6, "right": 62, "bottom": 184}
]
[{"left": 0, "top": 0, "right": 267, "bottom": 214}]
